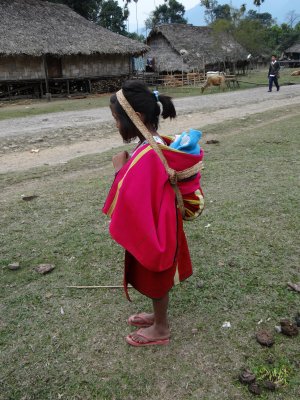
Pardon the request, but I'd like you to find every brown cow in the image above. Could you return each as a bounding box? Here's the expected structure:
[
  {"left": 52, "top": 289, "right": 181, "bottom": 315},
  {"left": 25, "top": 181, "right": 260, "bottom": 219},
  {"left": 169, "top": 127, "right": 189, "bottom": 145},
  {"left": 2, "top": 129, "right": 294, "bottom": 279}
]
[
  {"left": 201, "top": 74, "right": 226, "bottom": 93},
  {"left": 291, "top": 70, "right": 300, "bottom": 76}
]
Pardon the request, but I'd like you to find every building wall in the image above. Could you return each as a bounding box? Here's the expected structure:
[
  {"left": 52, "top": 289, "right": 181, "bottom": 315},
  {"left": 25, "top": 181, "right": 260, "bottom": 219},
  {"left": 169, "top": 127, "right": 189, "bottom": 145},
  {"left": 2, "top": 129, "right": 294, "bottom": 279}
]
[
  {"left": 62, "top": 54, "right": 130, "bottom": 77},
  {"left": 0, "top": 54, "right": 131, "bottom": 81},
  {"left": 0, "top": 55, "right": 44, "bottom": 80},
  {"left": 147, "top": 35, "right": 189, "bottom": 72}
]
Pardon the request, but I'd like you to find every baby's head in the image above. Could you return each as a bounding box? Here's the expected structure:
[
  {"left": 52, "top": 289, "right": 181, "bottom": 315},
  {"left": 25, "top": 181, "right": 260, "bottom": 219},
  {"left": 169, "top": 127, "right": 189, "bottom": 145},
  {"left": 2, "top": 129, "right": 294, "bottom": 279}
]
[{"left": 110, "top": 80, "right": 176, "bottom": 143}]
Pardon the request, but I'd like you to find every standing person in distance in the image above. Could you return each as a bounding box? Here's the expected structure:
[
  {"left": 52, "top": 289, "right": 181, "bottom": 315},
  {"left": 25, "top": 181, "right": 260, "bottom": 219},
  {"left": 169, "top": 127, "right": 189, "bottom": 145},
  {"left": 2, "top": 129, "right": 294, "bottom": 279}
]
[{"left": 268, "top": 54, "right": 280, "bottom": 92}]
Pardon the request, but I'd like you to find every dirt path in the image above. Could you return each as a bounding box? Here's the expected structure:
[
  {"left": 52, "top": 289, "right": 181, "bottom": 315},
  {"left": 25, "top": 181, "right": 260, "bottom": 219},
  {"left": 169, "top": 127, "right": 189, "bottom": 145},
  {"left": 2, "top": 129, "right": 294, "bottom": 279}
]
[{"left": 1, "top": 85, "right": 299, "bottom": 173}]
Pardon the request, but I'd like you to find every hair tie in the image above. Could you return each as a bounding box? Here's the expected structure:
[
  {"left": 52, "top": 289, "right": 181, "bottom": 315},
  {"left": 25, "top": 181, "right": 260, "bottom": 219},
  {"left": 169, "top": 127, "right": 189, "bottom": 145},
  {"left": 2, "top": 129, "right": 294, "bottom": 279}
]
[{"left": 153, "top": 90, "right": 159, "bottom": 102}]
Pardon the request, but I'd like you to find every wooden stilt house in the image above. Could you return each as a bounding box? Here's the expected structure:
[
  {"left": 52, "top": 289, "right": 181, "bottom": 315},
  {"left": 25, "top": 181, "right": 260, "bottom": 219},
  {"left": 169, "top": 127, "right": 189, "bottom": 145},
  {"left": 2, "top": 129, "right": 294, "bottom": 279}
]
[
  {"left": 146, "top": 24, "right": 248, "bottom": 74},
  {"left": 283, "top": 42, "right": 300, "bottom": 67},
  {"left": 0, "top": 0, "right": 148, "bottom": 99}
]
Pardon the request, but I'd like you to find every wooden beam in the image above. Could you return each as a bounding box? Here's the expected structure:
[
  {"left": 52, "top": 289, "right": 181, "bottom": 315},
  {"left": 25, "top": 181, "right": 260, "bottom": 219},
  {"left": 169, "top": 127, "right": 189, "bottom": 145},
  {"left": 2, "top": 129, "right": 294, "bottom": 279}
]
[{"left": 42, "top": 55, "right": 50, "bottom": 98}]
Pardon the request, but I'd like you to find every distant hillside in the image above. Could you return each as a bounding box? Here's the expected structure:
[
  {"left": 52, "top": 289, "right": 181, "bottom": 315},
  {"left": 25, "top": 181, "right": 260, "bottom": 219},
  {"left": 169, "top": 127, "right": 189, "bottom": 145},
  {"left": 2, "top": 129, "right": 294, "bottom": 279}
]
[{"left": 185, "top": 0, "right": 300, "bottom": 26}]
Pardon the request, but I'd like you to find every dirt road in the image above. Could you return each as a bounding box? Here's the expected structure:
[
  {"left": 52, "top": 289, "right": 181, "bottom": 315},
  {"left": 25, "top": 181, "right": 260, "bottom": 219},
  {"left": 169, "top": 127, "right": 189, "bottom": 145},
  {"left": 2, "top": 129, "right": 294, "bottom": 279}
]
[{"left": 1, "top": 85, "right": 299, "bottom": 173}]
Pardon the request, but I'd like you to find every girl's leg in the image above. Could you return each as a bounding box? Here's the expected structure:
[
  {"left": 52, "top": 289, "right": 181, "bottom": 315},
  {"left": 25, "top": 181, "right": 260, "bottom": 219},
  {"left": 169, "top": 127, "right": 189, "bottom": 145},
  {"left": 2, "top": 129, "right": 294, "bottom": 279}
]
[
  {"left": 129, "top": 293, "right": 170, "bottom": 343},
  {"left": 152, "top": 292, "right": 169, "bottom": 334}
]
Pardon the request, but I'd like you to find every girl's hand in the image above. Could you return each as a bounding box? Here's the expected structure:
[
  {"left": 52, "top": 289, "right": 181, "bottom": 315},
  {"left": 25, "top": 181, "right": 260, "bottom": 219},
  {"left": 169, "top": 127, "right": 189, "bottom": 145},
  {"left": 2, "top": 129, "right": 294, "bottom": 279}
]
[{"left": 112, "top": 151, "right": 129, "bottom": 172}]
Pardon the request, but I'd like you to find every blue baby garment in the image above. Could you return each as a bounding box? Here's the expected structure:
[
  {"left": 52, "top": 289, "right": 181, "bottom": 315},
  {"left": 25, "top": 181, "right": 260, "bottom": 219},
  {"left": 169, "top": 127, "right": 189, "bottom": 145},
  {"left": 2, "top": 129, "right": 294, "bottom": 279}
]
[{"left": 170, "top": 129, "right": 202, "bottom": 155}]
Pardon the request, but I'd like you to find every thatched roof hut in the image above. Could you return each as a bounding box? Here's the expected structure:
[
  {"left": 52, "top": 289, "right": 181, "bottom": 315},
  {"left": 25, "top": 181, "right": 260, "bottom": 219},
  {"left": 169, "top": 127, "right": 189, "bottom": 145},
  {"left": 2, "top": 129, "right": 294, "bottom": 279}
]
[
  {"left": 284, "top": 42, "right": 300, "bottom": 59},
  {"left": 146, "top": 24, "right": 248, "bottom": 72},
  {"left": 0, "top": 0, "right": 148, "bottom": 97},
  {"left": 0, "top": 0, "right": 148, "bottom": 57}
]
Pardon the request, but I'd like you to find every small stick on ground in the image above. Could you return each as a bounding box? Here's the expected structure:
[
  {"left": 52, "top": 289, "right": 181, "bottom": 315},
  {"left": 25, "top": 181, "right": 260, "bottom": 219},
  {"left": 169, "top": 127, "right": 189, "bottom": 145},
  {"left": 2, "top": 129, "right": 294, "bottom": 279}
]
[{"left": 66, "top": 285, "right": 132, "bottom": 289}]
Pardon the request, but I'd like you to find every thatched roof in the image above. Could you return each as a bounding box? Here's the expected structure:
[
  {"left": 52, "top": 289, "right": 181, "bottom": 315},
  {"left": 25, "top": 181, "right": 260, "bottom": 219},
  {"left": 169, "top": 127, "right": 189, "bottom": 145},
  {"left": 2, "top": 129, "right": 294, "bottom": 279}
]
[
  {"left": 0, "top": 0, "right": 148, "bottom": 56},
  {"left": 285, "top": 42, "right": 300, "bottom": 54},
  {"left": 147, "top": 24, "right": 248, "bottom": 70}
]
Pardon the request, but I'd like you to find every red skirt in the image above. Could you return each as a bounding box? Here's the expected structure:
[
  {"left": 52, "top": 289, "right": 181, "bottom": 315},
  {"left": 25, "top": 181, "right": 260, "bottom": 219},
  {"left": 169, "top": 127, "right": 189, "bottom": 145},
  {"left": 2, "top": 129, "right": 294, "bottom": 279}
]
[{"left": 124, "top": 212, "right": 193, "bottom": 300}]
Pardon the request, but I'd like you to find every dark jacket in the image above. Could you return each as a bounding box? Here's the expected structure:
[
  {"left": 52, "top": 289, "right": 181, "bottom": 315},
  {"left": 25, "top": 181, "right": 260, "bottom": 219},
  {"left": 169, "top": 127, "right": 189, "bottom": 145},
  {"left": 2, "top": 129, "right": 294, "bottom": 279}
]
[{"left": 268, "top": 61, "right": 280, "bottom": 77}]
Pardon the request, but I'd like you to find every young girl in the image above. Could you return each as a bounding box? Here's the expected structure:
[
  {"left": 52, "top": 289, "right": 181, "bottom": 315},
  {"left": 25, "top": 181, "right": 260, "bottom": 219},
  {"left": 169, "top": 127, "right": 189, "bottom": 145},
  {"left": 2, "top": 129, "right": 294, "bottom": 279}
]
[{"left": 102, "top": 80, "right": 204, "bottom": 347}]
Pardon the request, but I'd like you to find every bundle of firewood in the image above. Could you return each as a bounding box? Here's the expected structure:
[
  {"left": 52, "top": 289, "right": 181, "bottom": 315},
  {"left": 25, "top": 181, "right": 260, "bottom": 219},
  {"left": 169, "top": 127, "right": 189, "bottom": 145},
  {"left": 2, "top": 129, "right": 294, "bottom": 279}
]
[{"left": 91, "top": 77, "right": 127, "bottom": 93}]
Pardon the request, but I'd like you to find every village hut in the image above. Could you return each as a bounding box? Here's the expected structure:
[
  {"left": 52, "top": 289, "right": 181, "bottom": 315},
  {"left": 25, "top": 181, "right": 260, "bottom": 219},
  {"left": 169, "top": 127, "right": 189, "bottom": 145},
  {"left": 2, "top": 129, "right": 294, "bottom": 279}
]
[
  {"left": 283, "top": 42, "right": 300, "bottom": 67},
  {"left": 146, "top": 24, "right": 248, "bottom": 74},
  {"left": 0, "top": 0, "right": 148, "bottom": 98}
]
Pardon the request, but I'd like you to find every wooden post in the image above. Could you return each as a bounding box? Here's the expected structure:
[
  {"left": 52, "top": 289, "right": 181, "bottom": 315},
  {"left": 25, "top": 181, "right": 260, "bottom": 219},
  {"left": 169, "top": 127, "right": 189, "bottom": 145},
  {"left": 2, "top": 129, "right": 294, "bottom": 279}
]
[
  {"left": 66, "top": 79, "right": 70, "bottom": 95},
  {"left": 129, "top": 55, "right": 132, "bottom": 76},
  {"left": 7, "top": 84, "right": 11, "bottom": 101},
  {"left": 42, "top": 55, "right": 50, "bottom": 100},
  {"left": 88, "top": 79, "right": 92, "bottom": 93},
  {"left": 40, "top": 81, "right": 43, "bottom": 98}
]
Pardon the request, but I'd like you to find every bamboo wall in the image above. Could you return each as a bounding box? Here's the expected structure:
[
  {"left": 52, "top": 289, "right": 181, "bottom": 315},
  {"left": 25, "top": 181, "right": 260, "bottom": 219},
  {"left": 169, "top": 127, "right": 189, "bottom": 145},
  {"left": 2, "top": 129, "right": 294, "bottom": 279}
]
[
  {"left": 0, "top": 54, "right": 130, "bottom": 81},
  {"left": 62, "top": 54, "right": 130, "bottom": 77},
  {"left": 0, "top": 55, "right": 44, "bottom": 80}
]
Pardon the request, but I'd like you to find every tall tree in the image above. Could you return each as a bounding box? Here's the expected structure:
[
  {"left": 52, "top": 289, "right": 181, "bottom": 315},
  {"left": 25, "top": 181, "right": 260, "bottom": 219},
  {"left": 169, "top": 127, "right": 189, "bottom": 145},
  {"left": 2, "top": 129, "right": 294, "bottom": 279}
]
[
  {"left": 149, "top": 0, "right": 187, "bottom": 27},
  {"left": 200, "top": 1, "right": 245, "bottom": 25},
  {"left": 273, "top": 23, "right": 300, "bottom": 51},
  {"left": 245, "top": 10, "right": 274, "bottom": 28},
  {"left": 46, "top": 0, "right": 101, "bottom": 21},
  {"left": 285, "top": 10, "right": 300, "bottom": 28},
  {"left": 97, "top": 0, "right": 128, "bottom": 34},
  {"left": 47, "top": 0, "right": 130, "bottom": 34},
  {"left": 234, "top": 19, "right": 269, "bottom": 56},
  {"left": 200, "top": 0, "right": 263, "bottom": 20},
  {"left": 200, "top": 0, "right": 218, "bottom": 24},
  {"left": 213, "top": 4, "right": 231, "bottom": 21}
]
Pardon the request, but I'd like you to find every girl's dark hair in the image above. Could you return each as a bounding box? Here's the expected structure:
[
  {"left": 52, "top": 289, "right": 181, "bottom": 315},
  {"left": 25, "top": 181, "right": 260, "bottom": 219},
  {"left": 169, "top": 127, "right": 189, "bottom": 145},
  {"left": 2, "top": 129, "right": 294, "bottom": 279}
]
[{"left": 110, "top": 80, "right": 176, "bottom": 142}]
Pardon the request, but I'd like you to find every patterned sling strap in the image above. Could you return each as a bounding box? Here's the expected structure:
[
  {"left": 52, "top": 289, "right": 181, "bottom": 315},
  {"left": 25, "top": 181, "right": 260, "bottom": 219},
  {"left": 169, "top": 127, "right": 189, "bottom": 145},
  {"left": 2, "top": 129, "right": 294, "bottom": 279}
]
[{"left": 116, "top": 89, "right": 203, "bottom": 217}]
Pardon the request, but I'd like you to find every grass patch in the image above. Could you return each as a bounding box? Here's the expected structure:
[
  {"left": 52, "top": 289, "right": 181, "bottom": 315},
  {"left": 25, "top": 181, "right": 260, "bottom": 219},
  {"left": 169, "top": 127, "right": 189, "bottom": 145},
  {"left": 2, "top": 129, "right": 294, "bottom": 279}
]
[
  {"left": 0, "top": 95, "right": 111, "bottom": 121},
  {"left": 0, "top": 108, "right": 299, "bottom": 399},
  {"left": 253, "top": 361, "right": 293, "bottom": 387},
  {"left": 237, "top": 67, "right": 300, "bottom": 87}
]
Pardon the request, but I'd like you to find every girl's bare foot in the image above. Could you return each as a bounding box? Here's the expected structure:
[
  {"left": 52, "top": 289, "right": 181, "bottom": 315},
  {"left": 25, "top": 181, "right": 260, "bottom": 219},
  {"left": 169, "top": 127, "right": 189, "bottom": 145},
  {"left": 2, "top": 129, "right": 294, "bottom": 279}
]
[
  {"left": 126, "top": 324, "right": 170, "bottom": 346},
  {"left": 127, "top": 312, "right": 154, "bottom": 327}
]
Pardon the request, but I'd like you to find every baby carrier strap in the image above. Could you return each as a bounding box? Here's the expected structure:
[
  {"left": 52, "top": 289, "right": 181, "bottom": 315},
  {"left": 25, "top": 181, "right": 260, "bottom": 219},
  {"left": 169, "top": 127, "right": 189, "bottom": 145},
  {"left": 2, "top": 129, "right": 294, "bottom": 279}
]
[{"left": 116, "top": 90, "right": 203, "bottom": 217}]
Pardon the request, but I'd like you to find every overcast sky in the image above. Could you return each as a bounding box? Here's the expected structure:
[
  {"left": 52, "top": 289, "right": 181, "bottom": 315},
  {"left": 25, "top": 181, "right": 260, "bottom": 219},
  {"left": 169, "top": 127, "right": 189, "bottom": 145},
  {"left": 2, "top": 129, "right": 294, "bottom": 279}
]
[
  {"left": 117, "top": 1, "right": 254, "bottom": 32},
  {"left": 117, "top": 1, "right": 300, "bottom": 32},
  {"left": 117, "top": 0, "right": 200, "bottom": 31}
]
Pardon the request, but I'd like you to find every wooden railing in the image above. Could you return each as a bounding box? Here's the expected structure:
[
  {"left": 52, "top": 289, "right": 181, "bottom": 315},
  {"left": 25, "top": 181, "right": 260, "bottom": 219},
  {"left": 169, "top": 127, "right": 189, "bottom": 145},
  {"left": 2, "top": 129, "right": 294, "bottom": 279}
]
[{"left": 131, "top": 71, "right": 239, "bottom": 88}]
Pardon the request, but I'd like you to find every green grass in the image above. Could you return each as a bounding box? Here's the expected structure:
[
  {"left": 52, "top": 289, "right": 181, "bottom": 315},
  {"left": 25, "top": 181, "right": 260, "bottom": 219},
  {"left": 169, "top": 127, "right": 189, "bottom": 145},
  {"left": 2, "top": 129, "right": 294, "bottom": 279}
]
[
  {"left": 0, "top": 95, "right": 111, "bottom": 121},
  {"left": 237, "top": 67, "right": 300, "bottom": 88},
  {"left": 1, "top": 68, "right": 299, "bottom": 121},
  {"left": 253, "top": 361, "right": 293, "bottom": 387},
  {"left": 0, "top": 107, "right": 300, "bottom": 399}
]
